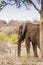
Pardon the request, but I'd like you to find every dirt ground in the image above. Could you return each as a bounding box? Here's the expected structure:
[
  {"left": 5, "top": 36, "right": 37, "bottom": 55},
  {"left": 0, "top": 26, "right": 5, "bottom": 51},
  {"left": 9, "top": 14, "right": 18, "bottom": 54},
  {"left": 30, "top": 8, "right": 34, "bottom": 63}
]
[{"left": 0, "top": 42, "right": 43, "bottom": 65}]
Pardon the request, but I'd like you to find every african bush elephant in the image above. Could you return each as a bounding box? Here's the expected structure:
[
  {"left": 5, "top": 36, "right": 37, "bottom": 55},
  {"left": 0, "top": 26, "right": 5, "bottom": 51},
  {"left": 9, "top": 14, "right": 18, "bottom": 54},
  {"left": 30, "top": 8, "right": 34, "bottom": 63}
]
[{"left": 17, "top": 23, "right": 40, "bottom": 57}]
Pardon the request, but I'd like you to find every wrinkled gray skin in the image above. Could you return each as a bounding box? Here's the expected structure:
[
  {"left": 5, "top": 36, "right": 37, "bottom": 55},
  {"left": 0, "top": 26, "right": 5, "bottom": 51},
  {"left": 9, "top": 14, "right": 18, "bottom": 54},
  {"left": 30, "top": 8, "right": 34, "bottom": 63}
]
[{"left": 18, "top": 23, "right": 40, "bottom": 57}]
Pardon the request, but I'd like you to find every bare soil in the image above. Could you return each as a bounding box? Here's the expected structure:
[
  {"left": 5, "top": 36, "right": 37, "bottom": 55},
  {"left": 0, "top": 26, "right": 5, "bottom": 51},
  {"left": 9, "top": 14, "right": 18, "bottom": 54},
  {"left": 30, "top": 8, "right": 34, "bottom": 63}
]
[{"left": 0, "top": 42, "right": 43, "bottom": 65}]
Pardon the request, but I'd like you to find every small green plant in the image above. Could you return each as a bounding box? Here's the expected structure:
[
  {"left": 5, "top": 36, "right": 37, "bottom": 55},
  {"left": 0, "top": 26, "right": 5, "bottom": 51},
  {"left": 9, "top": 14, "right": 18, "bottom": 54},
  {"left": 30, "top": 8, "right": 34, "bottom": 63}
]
[
  {"left": 9, "top": 34, "right": 18, "bottom": 44},
  {"left": 0, "top": 33, "right": 18, "bottom": 44},
  {"left": 0, "top": 33, "right": 8, "bottom": 42}
]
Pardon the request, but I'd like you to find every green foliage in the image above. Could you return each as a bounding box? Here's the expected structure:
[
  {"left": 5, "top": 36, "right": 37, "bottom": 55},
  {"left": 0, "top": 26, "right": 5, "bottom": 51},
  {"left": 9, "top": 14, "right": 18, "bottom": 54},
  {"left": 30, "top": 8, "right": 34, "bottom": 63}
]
[
  {"left": 0, "top": 33, "right": 18, "bottom": 44},
  {"left": 0, "top": 33, "right": 8, "bottom": 42},
  {"left": 9, "top": 34, "right": 18, "bottom": 44}
]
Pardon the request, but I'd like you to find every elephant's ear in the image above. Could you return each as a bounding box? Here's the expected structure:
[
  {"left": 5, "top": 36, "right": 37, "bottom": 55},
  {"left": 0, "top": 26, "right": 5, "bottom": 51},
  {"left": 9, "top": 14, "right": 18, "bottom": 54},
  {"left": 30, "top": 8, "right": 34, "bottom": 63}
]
[
  {"left": 18, "top": 24, "right": 23, "bottom": 35},
  {"left": 22, "top": 23, "right": 27, "bottom": 35}
]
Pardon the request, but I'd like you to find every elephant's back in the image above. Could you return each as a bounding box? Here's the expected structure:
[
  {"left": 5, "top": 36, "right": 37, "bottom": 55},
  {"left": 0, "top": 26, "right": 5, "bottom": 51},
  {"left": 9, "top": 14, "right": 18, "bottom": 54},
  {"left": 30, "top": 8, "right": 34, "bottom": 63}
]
[{"left": 25, "top": 23, "right": 39, "bottom": 41}]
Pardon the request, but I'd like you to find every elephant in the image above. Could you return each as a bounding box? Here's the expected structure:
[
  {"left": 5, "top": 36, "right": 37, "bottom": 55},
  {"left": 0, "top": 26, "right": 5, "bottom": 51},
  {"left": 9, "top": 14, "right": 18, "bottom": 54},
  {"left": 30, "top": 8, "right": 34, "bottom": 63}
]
[{"left": 17, "top": 22, "right": 40, "bottom": 57}]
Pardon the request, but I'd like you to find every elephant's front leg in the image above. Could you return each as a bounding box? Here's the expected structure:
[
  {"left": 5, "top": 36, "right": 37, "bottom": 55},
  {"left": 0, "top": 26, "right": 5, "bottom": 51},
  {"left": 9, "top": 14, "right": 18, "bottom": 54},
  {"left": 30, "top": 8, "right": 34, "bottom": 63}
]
[
  {"left": 32, "top": 41, "right": 38, "bottom": 57},
  {"left": 18, "top": 41, "right": 21, "bottom": 57},
  {"left": 25, "top": 39, "right": 30, "bottom": 56}
]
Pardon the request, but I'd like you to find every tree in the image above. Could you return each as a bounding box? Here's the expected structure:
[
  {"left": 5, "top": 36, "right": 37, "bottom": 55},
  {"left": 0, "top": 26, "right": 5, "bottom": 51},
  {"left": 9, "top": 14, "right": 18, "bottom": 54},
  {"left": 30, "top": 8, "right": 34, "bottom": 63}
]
[
  {"left": 40, "top": 0, "right": 43, "bottom": 57},
  {"left": 0, "top": 0, "right": 43, "bottom": 58}
]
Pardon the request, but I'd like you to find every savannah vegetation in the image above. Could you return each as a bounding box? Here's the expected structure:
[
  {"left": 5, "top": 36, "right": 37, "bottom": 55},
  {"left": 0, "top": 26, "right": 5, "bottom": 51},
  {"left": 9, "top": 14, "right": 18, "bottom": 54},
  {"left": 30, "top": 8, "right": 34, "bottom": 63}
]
[
  {"left": 0, "top": 0, "right": 43, "bottom": 57},
  {"left": 0, "top": 0, "right": 43, "bottom": 64},
  {"left": 0, "top": 33, "right": 18, "bottom": 44}
]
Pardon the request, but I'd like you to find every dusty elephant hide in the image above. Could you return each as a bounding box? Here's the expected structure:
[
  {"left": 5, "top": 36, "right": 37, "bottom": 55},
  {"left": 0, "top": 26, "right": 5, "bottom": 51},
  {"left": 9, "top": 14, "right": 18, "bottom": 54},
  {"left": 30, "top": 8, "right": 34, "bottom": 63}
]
[{"left": 17, "top": 22, "right": 40, "bottom": 57}]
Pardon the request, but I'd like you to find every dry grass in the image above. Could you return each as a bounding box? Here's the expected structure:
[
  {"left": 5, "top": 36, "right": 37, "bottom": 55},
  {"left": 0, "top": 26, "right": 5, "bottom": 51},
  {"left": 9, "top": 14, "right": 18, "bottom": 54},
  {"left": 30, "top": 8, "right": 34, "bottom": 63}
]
[{"left": 0, "top": 42, "right": 43, "bottom": 65}]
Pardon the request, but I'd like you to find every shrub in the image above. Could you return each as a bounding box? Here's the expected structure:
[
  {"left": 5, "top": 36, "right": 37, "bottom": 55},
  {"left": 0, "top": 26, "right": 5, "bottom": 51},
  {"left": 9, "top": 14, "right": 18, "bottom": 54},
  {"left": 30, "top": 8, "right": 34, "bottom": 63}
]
[
  {"left": 9, "top": 34, "right": 18, "bottom": 44},
  {"left": 0, "top": 33, "right": 8, "bottom": 42},
  {"left": 0, "top": 33, "right": 18, "bottom": 44}
]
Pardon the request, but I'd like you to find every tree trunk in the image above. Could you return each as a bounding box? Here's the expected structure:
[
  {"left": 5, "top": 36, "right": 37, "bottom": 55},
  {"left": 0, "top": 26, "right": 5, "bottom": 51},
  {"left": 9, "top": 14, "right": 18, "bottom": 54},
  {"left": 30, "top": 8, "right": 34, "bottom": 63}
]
[{"left": 40, "top": 0, "right": 43, "bottom": 57}]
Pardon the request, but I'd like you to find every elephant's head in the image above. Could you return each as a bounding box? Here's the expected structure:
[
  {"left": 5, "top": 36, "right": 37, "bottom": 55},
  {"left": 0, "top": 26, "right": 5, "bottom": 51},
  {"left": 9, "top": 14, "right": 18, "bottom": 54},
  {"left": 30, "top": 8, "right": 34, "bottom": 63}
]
[{"left": 18, "top": 23, "right": 26, "bottom": 41}]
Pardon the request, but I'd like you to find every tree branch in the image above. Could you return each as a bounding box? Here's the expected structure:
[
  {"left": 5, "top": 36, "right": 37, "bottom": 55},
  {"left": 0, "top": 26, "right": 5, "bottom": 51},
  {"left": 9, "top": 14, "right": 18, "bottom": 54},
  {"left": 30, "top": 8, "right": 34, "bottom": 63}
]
[
  {"left": 0, "top": 0, "right": 40, "bottom": 13},
  {"left": 30, "top": 0, "right": 40, "bottom": 14}
]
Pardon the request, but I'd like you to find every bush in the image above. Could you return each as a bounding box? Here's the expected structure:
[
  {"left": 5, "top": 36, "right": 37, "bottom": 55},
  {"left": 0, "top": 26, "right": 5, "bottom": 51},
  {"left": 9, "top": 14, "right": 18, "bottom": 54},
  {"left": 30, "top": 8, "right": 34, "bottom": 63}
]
[
  {"left": 9, "top": 34, "right": 18, "bottom": 44},
  {"left": 0, "top": 33, "right": 8, "bottom": 42},
  {"left": 0, "top": 33, "right": 18, "bottom": 44}
]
